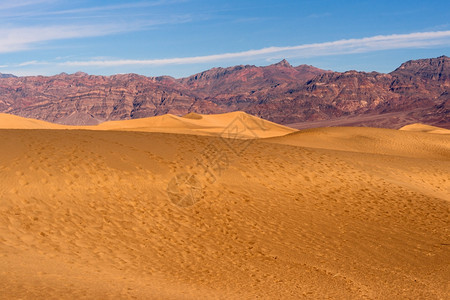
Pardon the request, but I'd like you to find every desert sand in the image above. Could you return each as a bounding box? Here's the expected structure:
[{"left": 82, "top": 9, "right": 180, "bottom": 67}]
[{"left": 0, "top": 112, "right": 449, "bottom": 299}]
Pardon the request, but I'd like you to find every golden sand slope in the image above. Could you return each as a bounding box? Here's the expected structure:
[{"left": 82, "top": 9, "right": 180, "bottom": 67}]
[
  {"left": 266, "top": 126, "right": 450, "bottom": 159},
  {"left": 0, "top": 114, "right": 449, "bottom": 299},
  {"left": 0, "top": 112, "right": 296, "bottom": 138},
  {"left": 399, "top": 123, "right": 450, "bottom": 135},
  {"left": 92, "top": 111, "right": 296, "bottom": 138},
  {"left": 0, "top": 113, "right": 67, "bottom": 130}
]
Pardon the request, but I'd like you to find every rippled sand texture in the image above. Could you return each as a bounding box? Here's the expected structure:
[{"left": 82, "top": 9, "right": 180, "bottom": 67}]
[{"left": 0, "top": 113, "right": 449, "bottom": 299}]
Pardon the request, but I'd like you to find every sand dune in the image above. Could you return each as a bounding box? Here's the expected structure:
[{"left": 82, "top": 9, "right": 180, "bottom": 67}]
[
  {"left": 0, "top": 113, "right": 449, "bottom": 299},
  {"left": 266, "top": 126, "right": 450, "bottom": 159},
  {"left": 92, "top": 111, "right": 297, "bottom": 138},
  {"left": 0, "top": 113, "right": 67, "bottom": 130},
  {"left": 400, "top": 123, "right": 450, "bottom": 135},
  {"left": 0, "top": 111, "right": 296, "bottom": 138}
]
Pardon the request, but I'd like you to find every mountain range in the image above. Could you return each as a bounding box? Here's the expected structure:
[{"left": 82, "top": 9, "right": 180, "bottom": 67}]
[{"left": 0, "top": 56, "right": 448, "bottom": 128}]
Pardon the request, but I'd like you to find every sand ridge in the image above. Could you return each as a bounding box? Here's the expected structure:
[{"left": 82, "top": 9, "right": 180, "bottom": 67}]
[
  {"left": 399, "top": 123, "right": 450, "bottom": 135},
  {"left": 0, "top": 113, "right": 67, "bottom": 130},
  {"left": 0, "top": 113, "right": 449, "bottom": 299},
  {"left": 265, "top": 126, "right": 450, "bottom": 159},
  {"left": 0, "top": 111, "right": 297, "bottom": 139}
]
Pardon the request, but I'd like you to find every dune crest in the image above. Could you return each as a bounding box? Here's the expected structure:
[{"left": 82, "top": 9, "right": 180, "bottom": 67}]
[
  {"left": 0, "top": 112, "right": 296, "bottom": 138},
  {"left": 182, "top": 112, "right": 203, "bottom": 120},
  {"left": 399, "top": 123, "right": 450, "bottom": 135},
  {"left": 0, "top": 113, "right": 67, "bottom": 130},
  {"left": 266, "top": 126, "right": 450, "bottom": 159}
]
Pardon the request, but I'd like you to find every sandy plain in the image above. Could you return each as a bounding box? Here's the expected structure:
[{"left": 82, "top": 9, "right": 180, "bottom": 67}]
[{"left": 0, "top": 112, "right": 449, "bottom": 299}]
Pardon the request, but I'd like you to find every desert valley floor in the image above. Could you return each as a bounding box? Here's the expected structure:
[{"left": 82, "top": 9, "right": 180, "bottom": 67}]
[{"left": 0, "top": 112, "right": 449, "bottom": 299}]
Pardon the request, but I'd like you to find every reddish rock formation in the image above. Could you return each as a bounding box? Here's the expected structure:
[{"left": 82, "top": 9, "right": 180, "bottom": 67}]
[
  {"left": 0, "top": 72, "right": 198, "bottom": 124},
  {"left": 0, "top": 56, "right": 448, "bottom": 128}
]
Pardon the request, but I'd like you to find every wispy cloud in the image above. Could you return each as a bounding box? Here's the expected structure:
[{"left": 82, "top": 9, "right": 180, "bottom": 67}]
[
  {"left": 49, "top": 30, "right": 450, "bottom": 67},
  {"left": 3, "top": 30, "right": 450, "bottom": 74},
  {"left": 0, "top": 0, "right": 55, "bottom": 10},
  {"left": 307, "top": 12, "right": 331, "bottom": 19},
  {"left": 0, "top": 24, "right": 130, "bottom": 53},
  {"left": 5, "top": 0, "right": 187, "bottom": 18},
  {"left": 16, "top": 60, "right": 48, "bottom": 67},
  {"left": 0, "top": 14, "right": 191, "bottom": 54},
  {"left": 0, "top": 0, "right": 193, "bottom": 53}
]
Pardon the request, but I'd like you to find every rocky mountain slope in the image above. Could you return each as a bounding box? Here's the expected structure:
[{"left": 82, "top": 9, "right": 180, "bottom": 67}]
[{"left": 0, "top": 56, "right": 448, "bottom": 128}]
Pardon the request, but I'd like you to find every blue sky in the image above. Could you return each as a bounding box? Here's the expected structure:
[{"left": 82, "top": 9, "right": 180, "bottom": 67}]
[{"left": 0, "top": 0, "right": 449, "bottom": 77}]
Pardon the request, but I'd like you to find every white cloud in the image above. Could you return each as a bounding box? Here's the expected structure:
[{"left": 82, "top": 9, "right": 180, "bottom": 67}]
[
  {"left": 54, "top": 30, "right": 450, "bottom": 67},
  {"left": 0, "top": 0, "right": 191, "bottom": 53},
  {"left": 6, "top": 30, "right": 450, "bottom": 76},
  {"left": 0, "top": 24, "right": 128, "bottom": 53},
  {"left": 0, "top": 15, "right": 190, "bottom": 53},
  {"left": 0, "top": 0, "right": 188, "bottom": 19},
  {"left": 17, "top": 60, "right": 48, "bottom": 67},
  {"left": 13, "top": 0, "right": 187, "bottom": 17},
  {"left": 0, "top": 0, "right": 54, "bottom": 10}
]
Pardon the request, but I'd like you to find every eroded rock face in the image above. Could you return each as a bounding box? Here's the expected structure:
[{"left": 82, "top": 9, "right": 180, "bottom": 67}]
[
  {"left": 0, "top": 73, "right": 198, "bottom": 124},
  {"left": 0, "top": 56, "right": 448, "bottom": 128}
]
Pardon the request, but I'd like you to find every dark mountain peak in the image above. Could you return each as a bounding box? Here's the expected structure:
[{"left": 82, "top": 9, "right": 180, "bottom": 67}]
[
  {"left": 153, "top": 75, "right": 177, "bottom": 84},
  {"left": 55, "top": 71, "right": 88, "bottom": 78},
  {"left": 0, "top": 73, "right": 17, "bottom": 78},
  {"left": 73, "top": 71, "right": 89, "bottom": 76},
  {"left": 179, "top": 64, "right": 255, "bottom": 85},
  {"left": 178, "top": 59, "right": 327, "bottom": 94},
  {"left": 154, "top": 75, "right": 175, "bottom": 81},
  {"left": 112, "top": 73, "right": 146, "bottom": 80},
  {"left": 391, "top": 55, "right": 449, "bottom": 80},
  {"left": 395, "top": 55, "right": 448, "bottom": 69},
  {"left": 271, "top": 59, "right": 292, "bottom": 68}
]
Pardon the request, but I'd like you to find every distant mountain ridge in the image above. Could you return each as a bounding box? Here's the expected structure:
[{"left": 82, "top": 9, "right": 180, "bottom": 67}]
[
  {"left": 0, "top": 56, "right": 448, "bottom": 128},
  {"left": 0, "top": 73, "right": 16, "bottom": 78}
]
